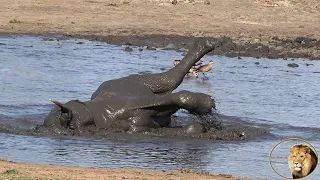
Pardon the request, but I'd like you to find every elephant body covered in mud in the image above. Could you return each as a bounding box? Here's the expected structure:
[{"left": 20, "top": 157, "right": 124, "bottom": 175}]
[{"left": 43, "top": 38, "right": 220, "bottom": 133}]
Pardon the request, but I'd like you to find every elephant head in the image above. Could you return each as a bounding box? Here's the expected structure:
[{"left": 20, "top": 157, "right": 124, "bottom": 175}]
[{"left": 44, "top": 99, "right": 94, "bottom": 129}]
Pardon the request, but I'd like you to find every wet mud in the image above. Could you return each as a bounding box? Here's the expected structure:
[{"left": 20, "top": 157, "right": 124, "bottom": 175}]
[
  {"left": 2, "top": 33, "right": 319, "bottom": 60},
  {"left": 68, "top": 34, "right": 320, "bottom": 60},
  {"left": 0, "top": 113, "right": 268, "bottom": 141}
]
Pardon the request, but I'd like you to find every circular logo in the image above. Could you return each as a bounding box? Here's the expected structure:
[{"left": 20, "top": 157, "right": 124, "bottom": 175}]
[{"left": 269, "top": 138, "right": 318, "bottom": 179}]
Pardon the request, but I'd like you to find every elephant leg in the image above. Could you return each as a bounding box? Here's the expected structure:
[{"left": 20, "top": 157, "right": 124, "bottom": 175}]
[
  {"left": 171, "top": 90, "right": 214, "bottom": 114},
  {"left": 135, "top": 38, "right": 218, "bottom": 94},
  {"left": 127, "top": 110, "right": 160, "bottom": 132},
  {"left": 136, "top": 90, "right": 214, "bottom": 118},
  {"left": 153, "top": 116, "right": 172, "bottom": 127}
]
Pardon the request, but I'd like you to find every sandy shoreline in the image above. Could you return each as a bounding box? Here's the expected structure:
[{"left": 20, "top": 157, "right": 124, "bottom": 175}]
[
  {"left": 0, "top": 159, "right": 257, "bottom": 180},
  {"left": 1, "top": 0, "right": 320, "bottom": 59}
]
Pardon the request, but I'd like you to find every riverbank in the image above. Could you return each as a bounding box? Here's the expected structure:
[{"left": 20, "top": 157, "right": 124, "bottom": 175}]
[
  {"left": 0, "top": 159, "right": 256, "bottom": 180},
  {"left": 1, "top": 0, "right": 319, "bottom": 59}
]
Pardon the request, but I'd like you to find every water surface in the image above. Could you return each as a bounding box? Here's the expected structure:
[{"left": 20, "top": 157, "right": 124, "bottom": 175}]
[{"left": 1, "top": 36, "right": 320, "bottom": 179}]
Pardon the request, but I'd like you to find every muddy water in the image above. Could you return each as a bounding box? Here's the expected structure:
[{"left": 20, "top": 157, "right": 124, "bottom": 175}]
[{"left": 0, "top": 35, "right": 320, "bottom": 179}]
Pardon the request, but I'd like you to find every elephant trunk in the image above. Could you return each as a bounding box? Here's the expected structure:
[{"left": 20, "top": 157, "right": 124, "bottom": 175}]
[{"left": 138, "top": 38, "right": 219, "bottom": 94}]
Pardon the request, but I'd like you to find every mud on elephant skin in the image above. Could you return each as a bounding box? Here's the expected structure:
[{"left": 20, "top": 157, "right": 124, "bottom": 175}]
[{"left": 42, "top": 38, "right": 221, "bottom": 134}]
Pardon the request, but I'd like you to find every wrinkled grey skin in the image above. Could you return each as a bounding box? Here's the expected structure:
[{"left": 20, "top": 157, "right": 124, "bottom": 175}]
[{"left": 44, "top": 38, "right": 219, "bottom": 133}]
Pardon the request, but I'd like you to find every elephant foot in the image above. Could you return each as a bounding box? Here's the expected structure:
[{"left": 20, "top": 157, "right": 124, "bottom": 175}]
[
  {"left": 175, "top": 90, "right": 215, "bottom": 115},
  {"left": 183, "top": 123, "right": 207, "bottom": 134}
]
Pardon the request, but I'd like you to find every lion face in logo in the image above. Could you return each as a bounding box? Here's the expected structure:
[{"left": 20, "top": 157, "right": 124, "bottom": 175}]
[{"left": 288, "top": 144, "right": 318, "bottom": 179}]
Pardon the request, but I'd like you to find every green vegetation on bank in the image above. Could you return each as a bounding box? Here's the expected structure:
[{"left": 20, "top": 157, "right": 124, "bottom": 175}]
[
  {"left": 9, "top": 19, "right": 21, "bottom": 23},
  {"left": 3, "top": 169, "right": 18, "bottom": 175}
]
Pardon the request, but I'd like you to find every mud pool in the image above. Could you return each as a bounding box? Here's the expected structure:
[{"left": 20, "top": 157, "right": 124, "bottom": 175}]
[{"left": 0, "top": 35, "right": 320, "bottom": 179}]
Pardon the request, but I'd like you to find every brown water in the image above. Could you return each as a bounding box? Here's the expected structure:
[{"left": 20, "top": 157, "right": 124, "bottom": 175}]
[{"left": 0, "top": 35, "right": 320, "bottom": 179}]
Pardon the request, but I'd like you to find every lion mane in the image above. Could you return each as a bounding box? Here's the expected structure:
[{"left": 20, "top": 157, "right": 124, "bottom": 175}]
[{"left": 288, "top": 144, "right": 318, "bottom": 179}]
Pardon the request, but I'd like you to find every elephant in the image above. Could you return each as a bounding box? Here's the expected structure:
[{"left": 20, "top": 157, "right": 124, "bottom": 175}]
[{"left": 43, "top": 38, "right": 220, "bottom": 133}]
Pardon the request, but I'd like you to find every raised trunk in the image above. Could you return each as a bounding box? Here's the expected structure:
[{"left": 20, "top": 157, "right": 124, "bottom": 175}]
[{"left": 137, "top": 38, "right": 217, "bottom": 94}]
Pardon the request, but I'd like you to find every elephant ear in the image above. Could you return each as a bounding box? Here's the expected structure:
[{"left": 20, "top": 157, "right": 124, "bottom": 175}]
[{"left": 50, "top": 99, "right": 73, "bottom": 119}]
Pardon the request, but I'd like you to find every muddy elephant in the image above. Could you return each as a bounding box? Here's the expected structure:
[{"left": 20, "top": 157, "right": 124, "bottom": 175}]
[{"left": 43, "top": 38, "right": 220, "bottom": 133}]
